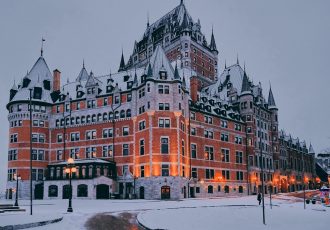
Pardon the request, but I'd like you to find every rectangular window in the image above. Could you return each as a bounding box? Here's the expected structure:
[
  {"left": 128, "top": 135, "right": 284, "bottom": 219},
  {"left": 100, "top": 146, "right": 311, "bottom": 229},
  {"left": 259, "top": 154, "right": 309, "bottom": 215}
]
[
  {"left": 122, "top": 127, "right": 129, "bottom": 136},
  {"left": 86, "top": 147, "right": 96, "bottom": 158},
  {"left": 221, "top": 120, "right": 228, "bottom": 128},
  {"left": 139, "top": 120, "right": 146, "bottom": 130},
  {"left": 70, "top": 148, "right": 80, "bottom": 159},
  {"left": 204, "top": 130, "right": 213, "bottom": 139},
  {"left": 86, "top": 130, "right": 96, "bottom": 140},
  {"left": 191, "top": 167, "right": 197, "bottom": 178},
  {"left": 190, "top": 112, "right": 196, "bottom": 120},
  {"left": 158, "top": 118, "right": 170, "bottom": 128},
  {"left": 235, "top": 136, "right": 242, "bottom": 144},
  {"left": 70, "top": 132, "right": 80, "bottom": 142},
  {"left": 56, "top": 150, "right": 63, "bottom": 160},
  {"left": 221, "top": 149, "right": 230, "bottom": 162},
  {"left": 205, "top": 169, "right": 214, "bottom": 179},
  {"left": 87, "top": 100, "right": 96, "bottom": 108},
  {"left": 221, "top": 133, "right": 229, "bottom": 142},
  {"left": 161, "top": 137, "right": 169, "bottom": 154},
  {"left": 161, "top": 164, "right": 169, "bottom": 176},
  {"left": 236, "top": 151, "right": 243, "bottom": 164},
  {"left": 123, "top": 144, "right": 129, "bottom": 155},
  {"left": 222, "top": 170, "right": 230, "bottom": 180},
  {"left": 139, "top": 88, "right": 145, "bottom": 98},
  {"left": 102, "top": 129, "right": 113, "bottom": 138},
  {"left": 159, "top": 103, "right": 170, "bottom": 110},
  {"left": 191, "top": 127, "right": 196, "bottom": 135},
  {"left": 236, "top": 171, "right": 244, "bottom": 181},
  {"left": 235, "top": 124, "right": 242, "bottom": 131},
  {"left": 127, "top": 93, "right": 132, "bottom": 102},
  {"left": 205, "top": 146, "right": 214, "bottom": 160},
  {"left": 140, "top": 166, "right": 145, "bottom": 177},
  {"left": 10, "top": 134, "right": 18, "bottom": 143},
  {"left": 204, "top": 116, "right": 213, "bottom": 124},
  {"left": 57, "top": 134, "right": 63, "bottom": 143},
  {"left": 114, "top": 96, "right": 120, "bottom": 104},
  {"left": 191, "top": 144, "right": 197, "bottom": 158},
  {"left": 103, "top": 98, "right": 108, "bottom": 106},
  {"left": 8, "top": 149, "right": 18, "bottom": 161},
  {"left": 102, "top": 145, "right": 113, "bottom": 157},
  {"left": 140, "top": 139, "right": 145, "bottom": 155}
]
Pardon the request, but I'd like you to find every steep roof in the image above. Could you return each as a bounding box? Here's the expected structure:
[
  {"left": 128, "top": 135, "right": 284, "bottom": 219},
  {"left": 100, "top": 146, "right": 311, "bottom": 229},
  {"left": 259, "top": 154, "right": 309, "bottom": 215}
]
[
  {"left": 76, "top": 65, "right": 89, "bottom": 82},
  {"left": 268, "top": 86, "right": 277, "bottom": 109},
  {"left": 209, "top": 29, "right": 217, "bottom": 52},
  {"left": 241, "top": 71, "right": 251, "bottom": 95},
  {"left": 148, "top": 45, "right": 175, "bottom": 80}
]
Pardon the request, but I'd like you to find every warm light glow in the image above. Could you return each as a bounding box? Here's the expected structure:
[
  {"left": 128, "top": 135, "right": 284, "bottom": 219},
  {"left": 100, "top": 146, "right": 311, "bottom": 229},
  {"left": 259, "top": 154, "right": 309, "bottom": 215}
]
[
  {"left": 65, "top": 168, "right": 70, "bottom": 173},
  {"left": 71, "top": 168, "right": 77, "bottom": 173},
  {"left": 304, "top": 177, "right": 309, "bottom": 183},
  {"left": 218, "top": 176, "right": 223, "bottom": 181},
  {"left": 290, "top": 178, "right": 295, "bottom": 183},
  {"left": 67, "top": 158, "right": 74, "bottom": 164}
]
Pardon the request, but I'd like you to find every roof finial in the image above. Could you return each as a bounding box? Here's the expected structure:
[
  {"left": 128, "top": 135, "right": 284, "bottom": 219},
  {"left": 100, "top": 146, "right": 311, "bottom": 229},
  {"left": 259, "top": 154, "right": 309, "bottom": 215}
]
[
  {"left": 236, "top": 53, "right": 239, "bottom": 65},
  {"left": 83, "top": 59, "right": 85, "bottom": 68},
  {"left": 41, "top": 37, "right": 45, "bottom": 57},
  {"left": 180, "top": 0, "right": 184, "bottom": 5},
  {"left": 224, "top": 59, "right": 227, "bottom": 69},
  {"left": 147, "top": 11, "right": 150, "bottom": 28},
  {"left": 244, "top": 61, "right": 246, "bottom": 72}
]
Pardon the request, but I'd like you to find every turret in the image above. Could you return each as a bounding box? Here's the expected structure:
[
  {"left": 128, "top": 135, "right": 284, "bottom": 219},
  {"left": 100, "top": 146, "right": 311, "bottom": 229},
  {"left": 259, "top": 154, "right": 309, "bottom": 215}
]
[
  {"left": 268, "top": 86, "right": 277, "bottom": 110},
  {"left": 209, "top": 27, "right": 218, "bottom": 54}
]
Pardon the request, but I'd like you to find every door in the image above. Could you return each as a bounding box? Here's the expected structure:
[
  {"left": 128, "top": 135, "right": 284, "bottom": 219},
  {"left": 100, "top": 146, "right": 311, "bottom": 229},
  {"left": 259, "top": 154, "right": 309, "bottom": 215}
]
[
  {"left": 35, "top": 183, "right": 44, "bottom": 200},
  {"left": 139, "top": 186, "right": 145, "bottom": 199},
  {"left": 161, "top": 186, "right": 170, "bottom": 199},
  {"left": 183, "top": 186, "right": 187, "bottom": 198},
  {"left": 189, "top": 187, "right": 195, "bottom": 198},
  {"left": 96, "top": 184, "right": 109, "bottom": 199},
  {"left": 62, "top": 185, "right": 70, "bottom": 199}
]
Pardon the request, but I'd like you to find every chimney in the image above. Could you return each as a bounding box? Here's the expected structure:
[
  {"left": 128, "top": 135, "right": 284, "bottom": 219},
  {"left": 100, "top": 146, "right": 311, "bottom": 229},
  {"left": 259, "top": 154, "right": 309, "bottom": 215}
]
[
  {"left": 190, "top": 76, "right": 201, "bottom": 103},
  {"left": 53, "top": 69, "right": 61, "bottom": 92}
]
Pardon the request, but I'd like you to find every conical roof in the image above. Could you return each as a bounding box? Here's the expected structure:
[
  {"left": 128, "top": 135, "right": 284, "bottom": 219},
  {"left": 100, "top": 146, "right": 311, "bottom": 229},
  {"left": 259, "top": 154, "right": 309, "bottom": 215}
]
[
  {"left": 309, "top": 143, "right": 315, "bottom": 154},
  {"left": 209, "top": 28, "right": 217, "bottom": 52},
  {"left": 268, "top": 86, "right": 277, "bottom": 109},
  {"left": 76, "top": 64, "right": 89, "bottom": 82},
  {"left": 119, "top": 51, "right": 125, "bottom": 72},
  {"left": 240, "top": 71, "right": 251, "bottom": 95}
]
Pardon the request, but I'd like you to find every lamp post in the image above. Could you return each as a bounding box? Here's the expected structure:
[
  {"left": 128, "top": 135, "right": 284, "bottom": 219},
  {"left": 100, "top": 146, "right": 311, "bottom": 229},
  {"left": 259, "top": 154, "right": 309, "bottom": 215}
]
[
  {"left": 268, "top": 181, "right": 272, "bottom": 209},
  {"left": 14, "top": 174, "right": 21, "bottom": 207},
  {"left": 29, "top": 88, "right": 33, "bottom": 216},
  {"left": 304, "top": 177, "right": 308, "bottom": 209},
  {"left": 66, "top": 158, "right": 76, "bottom": 212},
  {"left": 62, "top": 98, "right": 72, "bottom": 161}
]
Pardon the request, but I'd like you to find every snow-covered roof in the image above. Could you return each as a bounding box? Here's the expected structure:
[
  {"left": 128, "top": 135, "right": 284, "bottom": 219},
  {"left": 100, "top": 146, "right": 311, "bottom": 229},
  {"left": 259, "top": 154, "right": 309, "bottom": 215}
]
[{"left": 48, "top": 158, "right": 113, "bottom": 166}]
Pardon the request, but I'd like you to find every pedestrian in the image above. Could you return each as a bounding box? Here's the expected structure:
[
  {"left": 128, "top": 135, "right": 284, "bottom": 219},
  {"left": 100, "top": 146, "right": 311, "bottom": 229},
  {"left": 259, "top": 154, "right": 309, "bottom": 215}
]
[{"left": 257, "top": 193, "right": 262, "bottom": 205}]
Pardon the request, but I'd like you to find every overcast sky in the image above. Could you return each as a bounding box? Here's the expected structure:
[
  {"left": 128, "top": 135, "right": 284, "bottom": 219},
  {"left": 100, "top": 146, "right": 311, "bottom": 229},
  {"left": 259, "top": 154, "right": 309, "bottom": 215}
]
[{"left": 0, "top": 0, "right": 329, "bottom": 190}]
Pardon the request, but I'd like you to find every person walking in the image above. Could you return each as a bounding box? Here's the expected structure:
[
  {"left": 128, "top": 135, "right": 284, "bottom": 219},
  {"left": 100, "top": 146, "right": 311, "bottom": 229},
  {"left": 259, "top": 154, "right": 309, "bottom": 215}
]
[{"left": 257, "top": 193, "right": 262, "bottom": 205}]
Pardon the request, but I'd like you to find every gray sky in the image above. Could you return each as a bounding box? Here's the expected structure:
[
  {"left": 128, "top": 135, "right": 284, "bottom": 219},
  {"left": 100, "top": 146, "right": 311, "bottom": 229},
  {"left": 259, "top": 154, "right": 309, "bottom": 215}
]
[{"left": 0, "top": 0, "right": 329, "bottom": 190}]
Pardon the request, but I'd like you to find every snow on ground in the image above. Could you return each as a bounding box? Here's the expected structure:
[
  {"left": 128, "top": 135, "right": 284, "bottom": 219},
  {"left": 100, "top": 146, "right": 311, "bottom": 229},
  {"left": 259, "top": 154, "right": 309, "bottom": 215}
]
[{"left": 0, "top": 193, "right": 329, "bottom": 229}]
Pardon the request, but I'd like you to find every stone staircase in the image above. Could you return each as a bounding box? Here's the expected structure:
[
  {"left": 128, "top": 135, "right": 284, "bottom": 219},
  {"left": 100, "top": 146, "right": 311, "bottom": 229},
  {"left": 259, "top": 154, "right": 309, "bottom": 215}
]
[{"left": 0, "top": 204, "right": 25, "bottom": 213}]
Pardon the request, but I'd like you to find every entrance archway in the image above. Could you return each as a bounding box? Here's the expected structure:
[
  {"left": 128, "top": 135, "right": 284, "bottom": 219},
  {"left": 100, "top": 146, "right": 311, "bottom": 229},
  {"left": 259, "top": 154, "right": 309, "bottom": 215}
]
[
  {"left": 96, "top": 184, "right": 109, "bottom": 199},
  {"left": 139, "top": 186, "right": 145, "bottom": 199},
  {"left": 161, "top": 186, "right": 170, "bottom": 199}
]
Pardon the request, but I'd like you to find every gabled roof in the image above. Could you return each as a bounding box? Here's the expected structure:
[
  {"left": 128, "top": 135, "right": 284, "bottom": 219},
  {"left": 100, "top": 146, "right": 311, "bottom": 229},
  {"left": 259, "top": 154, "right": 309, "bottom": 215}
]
[{"left": 148, "top": 45, "right": 175, "bottom": 79}]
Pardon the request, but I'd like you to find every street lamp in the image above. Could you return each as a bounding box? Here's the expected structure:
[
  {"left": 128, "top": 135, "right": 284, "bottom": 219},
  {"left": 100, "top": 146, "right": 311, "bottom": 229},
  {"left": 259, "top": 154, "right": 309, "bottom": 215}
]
[
  {"left": 65, "top": 158, "right": 76, "bottom": 212},
  {"left": 304, "top": 177, "right": 308, "bottom": 209},
  {"left": 14, "top": 174, "right": 21, "bottom": 207}
]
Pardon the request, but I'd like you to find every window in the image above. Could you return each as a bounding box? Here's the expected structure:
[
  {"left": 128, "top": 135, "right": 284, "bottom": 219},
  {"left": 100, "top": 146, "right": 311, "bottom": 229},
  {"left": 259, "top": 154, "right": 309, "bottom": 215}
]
[
  {"left": 205, "top": 169, "right": 214, "bottom": 179},
  {"left": 114, "top": 96, "right": 120, "bottom": 104},
  {"left": 191, "top": 144, "right": 197, "bottom": 158},
  {"left": 87, "top": 100, "right": 96, "bottom": 108},
  {"left": 236, "top": 171, "right": 244, "bottom": 181},
  {"left": 139, "top": 120, "right": 146, "bottom": 130},
  {"left": 31, "top": 169, "right": 44, "bottom": 181},
  {"left": 191, "top": 167, "right": 197, "bottom": 178},
  {"left": 221, "top": 120, "right": 228, "bottom": 128},
  {"left": 86, "top": 147, "right": 96, "bottom": 158},
  {"left": 208, "top": 185, "right": 213, "bottom": 194},
  {"left": 159, "top": 118, "right": 170, "bottom": 128},
  {"left": 32, "top": 133, "right": 45, "bottom": 143},
  {"left": 102, "top": 129, "right": 113, "bottom": 138},
  {"left": 139, "top": 106, "right": 145, "bottom": 114},
  {"left": 70, "top": 132, "right": 80, "bottom": 142},
  {"left": 123, "top": 144, "right": 129, "bottom": 155},
  {"left": 204, "top": 116, "right": 213, "bottom": 124},
  {"left": 140, "top": 139, "right": 145, "bottom": 155},
  {"left": 122, "top": 127, "right": 129, "bottom": 136},
  {"left": 204, "top": 130, "right": 213, "bottom": 139},
  {"left": 221, "top": 133, "right": 229, "bottom": 142},
  {"left": 127, "top": 93, "right": 132, "bottom": 102},
  {"left": 235, "top": 124, "right": 242, "bottom": 131},
  {"left": 86, "top": 130, "right": 96, "bottom": 140},
  {"left": 161, "top": 137, "right": 169, "bottom": 154},
  {"left": 7, "top": 169, "right": 16, "bottom": 181},
  {"left": 162, "top": 164, "right": 169, "bottom": 176},
  {"left": 76, "top": 102, "right": 80, "bottom": 110},
  {"left": 140, "top": 166, "right": 145, "bottom": 177},
  {"left": 182, "top": 140, "right": 185, "bottom": 156},
  {"left": 103, "top": 98, "right": 108, "bottom": 106},
  {"left": 159, "top": 103, "right": 170, "bottom": 111},
  {"left": 222, "top": 170, "right": 230, "bottom": 180},
  {"left": 32, "top": 149, "right": 44, "bottom": 161},
  {"left": 221, "top": 149, "right": 230, "bottom": 162},
  {"left": 158, "top": 85, "right": 169, "bottom": 94},
  {"left": 70, "top": 148, "right": 80, "bottom": 159},
  {"left": 235, "top": 136, "right": 242, "bottom": 144},
  {"left": 8, "top": 149, "right": 17, "bottom": 161},
  {"left": 139, "top": 88, "right": 145, "bottom": 98},
  {"left": 190, "top": 128, "right": 196, "bottom": 136},
  {"left": 10, "top": 134, "right": 18, "bottom": 143},
  {"left": 102, "top": 145, "right": 113, "bottom": 157},
  {"left": 236, "top": 151, "right": 243, "bottom": 164},
  {"left": 57, "top": 134, "right": 63, "bottom": 143},
  {"left": 56, "top": 150, "right": 63, "bottom": 160},
  {"left": 204, "top": 146, "right": 214, "bottom": 160},
  {"left": 190, "top": 112, "right": 196, "bottom": 120}
]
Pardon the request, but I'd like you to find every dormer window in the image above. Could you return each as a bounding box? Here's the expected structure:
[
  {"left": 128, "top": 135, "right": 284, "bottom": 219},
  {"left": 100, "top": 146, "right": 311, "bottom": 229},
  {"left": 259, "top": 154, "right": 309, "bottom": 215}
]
[
  {"left": 22, "top": 78, "right": 31, "bottom": 88},
  {"left": 33, "top": 87, "right": 42, "bottom": 99},
  {"left": 87, "top": 87, "right": 95, "bottom": 95},
  {"left": 159, "top": 71, "right": 167, "bottom": 80},
  {"left": 127, "top": 81, "right": 133, "bottom": 89},
  {"left": 106, "top": 85, "right": 113, "bottom": 93},
  {"left": 43, "top": 80, "right": 51, "bottom": 90}
]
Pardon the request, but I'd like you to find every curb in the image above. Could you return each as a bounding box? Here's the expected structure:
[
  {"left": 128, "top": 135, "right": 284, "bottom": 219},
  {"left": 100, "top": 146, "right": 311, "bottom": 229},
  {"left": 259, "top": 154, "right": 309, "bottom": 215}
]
[
  {"left": 136, "top": 212, "right": 165, "bottom": 230},
  {"left": 0, "top": 217, "right": 63, "bottom": 230}
]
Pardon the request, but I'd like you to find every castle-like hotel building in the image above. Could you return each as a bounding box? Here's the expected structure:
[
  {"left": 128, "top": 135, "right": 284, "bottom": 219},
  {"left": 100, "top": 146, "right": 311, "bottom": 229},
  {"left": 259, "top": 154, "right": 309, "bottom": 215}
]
[{"left": 6, "top": 1, "right": 316, "bottom": 200}]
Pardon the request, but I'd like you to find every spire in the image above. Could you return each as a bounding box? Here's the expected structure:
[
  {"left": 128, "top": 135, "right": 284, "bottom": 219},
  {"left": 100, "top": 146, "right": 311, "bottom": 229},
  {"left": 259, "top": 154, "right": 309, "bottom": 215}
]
[
  {"left": 240, "top": 71, "right": 251, "bottom": 95},
  {"left": 244, "top": 61, "right": 246, "bottom": 72},
  {"left": 83, "top": 59, "right": 85, "bottom": 69},
  {"left": 224, "top": 60, "right": 227, "bottom": 69},
  {"left": 268, "top": 85, "right": 277, "bottom": 109},
  {"left": 180, "top": 0, "right": 184, "bottom": 5},
  {"left": 209, "top": 26, "right": 218, "bottom": 52},
  {"left": 147, "top": 11, "right": 150, "bottom": 28},
  {"left": 118, "top": 49, "right": 125, "bottom": 72},
  {"left": 181, "top": 10, "right": 190, "bottom": 31},
  {"left": 40, "top": 37, "right": 45, "bottom": 57},
  {"left": 309, "top": 143, "right": 315, "bottom": 154},
  {"left": 236, "top": 54, "right": 239, "bottom": 65},
  {"left": 174, "top": 62, "right": 180, "bottom": 79}
]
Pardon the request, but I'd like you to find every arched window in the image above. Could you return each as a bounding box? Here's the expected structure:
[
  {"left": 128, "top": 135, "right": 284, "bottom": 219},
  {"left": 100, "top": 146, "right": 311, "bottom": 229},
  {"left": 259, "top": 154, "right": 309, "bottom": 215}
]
[
  {"left": 97, "top": 113, "right": 102, "bottom": 122},
  {"left": 103, "top": 113, "right": 108, "bottom": 121},
  {"left": 48, "top": 185, "right": 58, "bottom": 197},
  {"left": 86, "top": 115, "right": 91, "bottom": 123},
  {"left": 71, "top": 117, "right": 75, "bottom": 125},
  {"left": 239, "top": 186, "right": 243, "bottom": 193},
  {"left": 126, "top": 109, "right": 131, "bottom": 118},
  {"left": 76, "top": 117, "right": 80, "bottom": 124},
  {"left": 60, "top": 118, "right": 64, "bottom": 126},
  {"left": 77, "top": 184, "right": 88, "bottom": 197},
  {"left": 109, "top": 112, "right": 113, "bottom": 120},
  {"left": 224, "top": 185, "right": 229, "bottom": 193},
  {"left": 66, "top": 117, "right": 70, "bottom": 125},
  {"left": 208, "top": 185, "right": 213, "bottom": 194},
  {"left": 120, "top": 110, "right": 125, "bottom": 118},
  {"left": 81, "top": 116, "right": 85, "bottom": 124},
  {"left": 115, "top": 111, "right": 119, "bottom": 119},
  {"left": 92, "top": 114, "right": 96, "bottom": 122},
  {"left": 55, "top": 119, "right": 59, "bottom": 127}
]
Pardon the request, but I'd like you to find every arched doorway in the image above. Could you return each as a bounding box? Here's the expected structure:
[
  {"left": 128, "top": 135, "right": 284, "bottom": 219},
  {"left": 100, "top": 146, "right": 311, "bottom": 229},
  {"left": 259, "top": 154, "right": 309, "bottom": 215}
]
[
  {"left": 139, "top": 186, "right": 145, "bottom": 199},
  {"left": 62, "top": 184, "right": 70, "bottom": 199},
  {"left": 35, "top": 183, "right": 44, "bottom": 200},
  {"left": 77, "top": 184, "right": 88, "bottom": 197},
  {"left": 96, "top": 184, "right": 109, "bottom": 199},
  {"left": 224, "top": 185, "right": 229, "bottom": 193},
  {"left": 161, "top": 186, "right": 170, "bottom": 199},
  {"left": 48, "top": 185, "right": 58, "bottom": 197}
]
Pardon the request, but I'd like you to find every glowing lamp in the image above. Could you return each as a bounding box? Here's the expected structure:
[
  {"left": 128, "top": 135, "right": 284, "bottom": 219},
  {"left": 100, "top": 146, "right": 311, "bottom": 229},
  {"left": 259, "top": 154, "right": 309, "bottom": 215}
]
[{"left": 68, "top": 158, "right": 74, "bottom": 164}]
